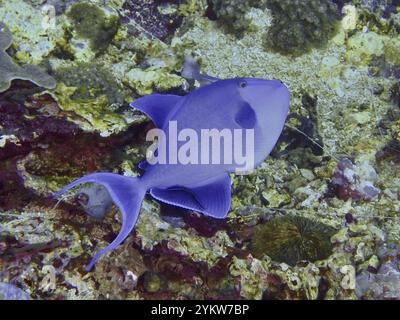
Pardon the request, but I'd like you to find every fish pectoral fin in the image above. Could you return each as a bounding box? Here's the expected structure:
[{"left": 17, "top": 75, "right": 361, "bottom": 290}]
[
  {"left": 235, "top": 102, "right": 257, "bottom": 129},
  {"left": 138, "top": 160, "right": 149, "bottom": 171},
  {"left": 129, "top": 94, "right": 182, "bottom": 128},
  {"left": 150, "top": 173, "right": 231, "bottom": 219}
]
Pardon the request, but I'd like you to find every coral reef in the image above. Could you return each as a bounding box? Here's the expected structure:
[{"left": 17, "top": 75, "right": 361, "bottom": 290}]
[
  {"left": 250, "top": 216, "right": 336, "bottom": 266},
  {"left": 356, "top": 243, "right": 400, "bottom": 299},
  {"left": 121, "top": 0, "right": 184, "bottom": 41},
  {"left": 0, "top": 22, "right": 56, "bottom": 92},
  {"left": 264, "top": 0, "right": 340, "bottom": 55},
  {"left": 330, "top": 158, "right": 380, "bottom": 201},
  {"left": 1, "top": 0, "right": 400, "bottom": 301},
  {"left": 209, "top": 0, "right": 268, "bottom": 36},
  {"left": 356, "top": 0, "right": 400, "bottom": 35},
  {"left": 66, "top": 2, "right": 120, "bottom": 55},
  {"left": 0, "top": 0, "right": 60, "bottom": 64}
]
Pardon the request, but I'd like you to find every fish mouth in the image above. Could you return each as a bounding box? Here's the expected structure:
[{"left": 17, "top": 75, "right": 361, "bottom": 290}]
[
  {"left": 274, "top": 80, "right": 291, "bottom": 92},
  {"left": 274, "top": 80, "right": 290, "bottom": 97}
]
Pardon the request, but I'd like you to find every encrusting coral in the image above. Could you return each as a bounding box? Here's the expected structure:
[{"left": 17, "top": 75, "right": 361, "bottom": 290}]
[{"left": 0, "top": 22, "right": 56, "bottom": 92}]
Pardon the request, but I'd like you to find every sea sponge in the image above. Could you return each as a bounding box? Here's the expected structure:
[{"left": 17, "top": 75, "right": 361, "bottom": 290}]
[
  {"left": 209, "top": 0, "right": 268, "bottom": 35},
  {"left": 264, "top": 0, "right": 339, "bottom": 56},
  {"left": 0, "top": 22, "right": 56, "bottom": 92},
  {"left": 66, "top": 2, "right": 120, "bottom": 54}
]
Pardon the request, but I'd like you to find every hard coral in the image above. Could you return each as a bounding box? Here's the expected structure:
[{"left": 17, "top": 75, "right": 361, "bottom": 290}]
[
  {"left": 66, "top": 2, "right": 120, "bottom": 54},
  {"left": 0, "top": 23, "right": 56, "bottom": 92},
  {"left": 356, "top": 0, "right": 400, "bottom": 35},
  {"left": 330, "top": 158, "right": 380, "bottom": 201},
  {"left": 209, "top": 0, "right": 267, "bottom": 35},
  {"left": 250, "top": 215, "right": 336, "bottom": 266},
  {"left": 264, "top": 0, "right": 339, "bottom": 56},
  {"left": 53, "top": 61, "right": 127, "bottom": 105},
  {"left": 121, "top": 0, "right": 184, "bottom": 41}
]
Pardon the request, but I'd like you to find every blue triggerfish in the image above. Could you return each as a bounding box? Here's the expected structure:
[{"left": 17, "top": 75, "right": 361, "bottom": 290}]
[{"left": 55, "top": 59, "right": 291, "bottom": 270}]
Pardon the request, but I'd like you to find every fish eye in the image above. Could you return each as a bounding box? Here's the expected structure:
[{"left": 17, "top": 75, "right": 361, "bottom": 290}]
[{"left": 239, "top": 81, "right": 247, "bottom": 88}]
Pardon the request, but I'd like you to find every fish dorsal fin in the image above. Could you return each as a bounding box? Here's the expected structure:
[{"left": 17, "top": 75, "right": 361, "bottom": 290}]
[
  {"left": 182, "top": 56, "right": 220, "bottom": 86},
  {"left": 235, "top": 102, "right": 257, "bottom": 129},
  {"left": 150, "top": 173, "right": 231, "bottom": 219},
  {"left": 129, "top": 94, "right": 182, "bottom": 128}
]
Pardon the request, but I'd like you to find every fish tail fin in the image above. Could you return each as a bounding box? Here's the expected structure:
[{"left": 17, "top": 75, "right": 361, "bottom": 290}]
[{"left": 54, "top": 173, "right": 146, "bottom": 271}]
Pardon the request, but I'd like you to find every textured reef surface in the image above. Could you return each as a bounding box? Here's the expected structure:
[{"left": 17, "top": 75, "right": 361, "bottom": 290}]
[{"left": 0, "top": 0, "right": 400, "bottom": 300}]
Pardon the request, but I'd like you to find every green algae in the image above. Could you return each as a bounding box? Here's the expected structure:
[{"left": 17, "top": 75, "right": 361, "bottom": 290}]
[
  {"left": 264, "top": 0, "right": 340, "bottom": 56},
  {"left": 210, "top": 0, "right": 268, "bottom": 36},
  {"left": 53, "top": 61, "right": 127, "bottom": 104},
  {"left": 66, "top": 2, "right": 119, "bottom": 54},
  {"left": 41, "top": 83, "right": 130, "bottom": 137},
  {"left": 0, "top": 22, "right": 56, "bottom": 92},
  {"left": 0, "top": 0, "right": 60, "bottom": 64},
  {"left": 126, "top": 67, "right": 184, "bottom": 96}
]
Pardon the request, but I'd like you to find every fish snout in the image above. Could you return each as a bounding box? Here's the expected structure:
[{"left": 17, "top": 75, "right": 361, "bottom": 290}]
[{"left": 269, "top": 79, "right": 284, "bottom": 89}]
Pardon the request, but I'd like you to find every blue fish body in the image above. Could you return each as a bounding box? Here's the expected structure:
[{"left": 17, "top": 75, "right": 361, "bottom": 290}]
[{"left": 55, "top": 76, "right": 290, "bottom": 270}]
